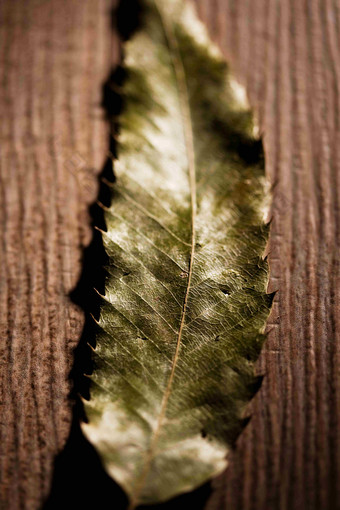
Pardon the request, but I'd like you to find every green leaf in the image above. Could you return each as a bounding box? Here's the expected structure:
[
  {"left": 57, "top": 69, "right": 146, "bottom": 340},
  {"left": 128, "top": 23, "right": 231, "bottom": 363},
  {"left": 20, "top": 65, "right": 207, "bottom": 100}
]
[{"left": 82, "top": 0, "right": 272, "bottom": 506}]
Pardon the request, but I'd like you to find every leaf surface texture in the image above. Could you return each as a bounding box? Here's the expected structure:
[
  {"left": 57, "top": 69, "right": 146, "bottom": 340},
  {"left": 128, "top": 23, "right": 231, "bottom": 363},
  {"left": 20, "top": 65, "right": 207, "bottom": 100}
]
[{"left": 82, "top": 0, "right": 272, "bottom": 506}]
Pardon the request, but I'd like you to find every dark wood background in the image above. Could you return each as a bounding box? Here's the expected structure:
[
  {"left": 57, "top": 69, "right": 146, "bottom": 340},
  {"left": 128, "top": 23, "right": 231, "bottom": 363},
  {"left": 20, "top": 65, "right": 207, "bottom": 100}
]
[{"left": 1, "top": 0, "right": 339, "bottom": 508}]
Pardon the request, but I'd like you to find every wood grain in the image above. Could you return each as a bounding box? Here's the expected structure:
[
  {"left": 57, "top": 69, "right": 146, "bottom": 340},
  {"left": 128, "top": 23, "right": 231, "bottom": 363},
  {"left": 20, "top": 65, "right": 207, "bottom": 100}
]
[
  {"left": 0, "top": 1, "right": 112, "bottom": 508},
  {"left": 1, "top": 0, "right": 340, "bottom": 509},
  {"left": 195, "top": 0, "right": 340, "bottom": 509}
]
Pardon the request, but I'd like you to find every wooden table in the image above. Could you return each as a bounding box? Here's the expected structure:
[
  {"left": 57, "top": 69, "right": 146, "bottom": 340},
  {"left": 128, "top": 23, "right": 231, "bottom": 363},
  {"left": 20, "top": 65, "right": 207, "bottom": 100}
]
[{"left": 1, "top": 0, "right": 339, "bottom": 508}]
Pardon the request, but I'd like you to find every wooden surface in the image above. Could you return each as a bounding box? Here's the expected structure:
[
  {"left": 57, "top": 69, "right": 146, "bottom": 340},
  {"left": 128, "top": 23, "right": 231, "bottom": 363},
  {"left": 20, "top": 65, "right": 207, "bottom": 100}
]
[
  {"left": 0, "top": 1, "right": 113, "bottom": 508},
  {"left": 1, "top": 0, "right": 340, "bottom": 509}
]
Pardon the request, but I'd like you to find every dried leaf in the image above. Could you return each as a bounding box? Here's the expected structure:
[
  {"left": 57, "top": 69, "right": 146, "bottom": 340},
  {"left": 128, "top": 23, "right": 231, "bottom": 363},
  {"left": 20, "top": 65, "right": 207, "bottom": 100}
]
[{"left": 82, "top": 0, "right": 272, "bottom": 506}]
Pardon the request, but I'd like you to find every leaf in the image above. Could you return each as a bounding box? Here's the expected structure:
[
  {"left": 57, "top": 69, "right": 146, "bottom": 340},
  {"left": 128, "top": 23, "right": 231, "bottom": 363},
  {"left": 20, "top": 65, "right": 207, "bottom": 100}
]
[{"left": 82, "top": 0, "right": 272, "bottom": 507}]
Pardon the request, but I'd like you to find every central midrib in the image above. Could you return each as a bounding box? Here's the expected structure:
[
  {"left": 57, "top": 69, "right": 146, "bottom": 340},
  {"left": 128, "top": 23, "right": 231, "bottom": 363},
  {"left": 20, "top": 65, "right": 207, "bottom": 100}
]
[{"left": 127, "top": 4, "right": 197, "bottom": 509}]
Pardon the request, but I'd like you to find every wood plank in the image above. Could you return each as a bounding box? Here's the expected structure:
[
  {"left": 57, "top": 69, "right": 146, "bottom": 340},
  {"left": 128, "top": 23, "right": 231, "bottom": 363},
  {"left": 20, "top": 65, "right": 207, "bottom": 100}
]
[
  {"left": 1, "top": 0, "right": 340, "bottom": 509},
  {"left": 194, "top": 0, "right": 340, "bottom": 508},
  {"left": 0, "top": 1, "right": 112, "bottom": 508}
]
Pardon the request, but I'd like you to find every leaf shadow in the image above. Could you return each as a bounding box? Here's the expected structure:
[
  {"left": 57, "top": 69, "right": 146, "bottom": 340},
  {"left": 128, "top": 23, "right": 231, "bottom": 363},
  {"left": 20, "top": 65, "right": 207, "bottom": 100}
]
[{"left": 44, "top": 1, "right": 213, "bottom": 509}]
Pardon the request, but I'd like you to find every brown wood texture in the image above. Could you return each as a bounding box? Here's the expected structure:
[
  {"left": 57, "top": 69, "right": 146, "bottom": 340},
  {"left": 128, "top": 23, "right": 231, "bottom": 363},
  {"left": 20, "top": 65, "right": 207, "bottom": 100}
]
[
  {"left": 0, "top": 0, "right": 113, "bottom": 508},
  {"left": 0, "top": 0, "right": 339, "bottom": 509},
  {"left": 197, "top": 1, "right": 340, "bottom": 509}
]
